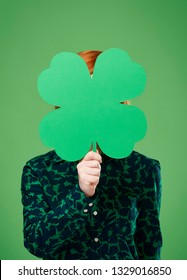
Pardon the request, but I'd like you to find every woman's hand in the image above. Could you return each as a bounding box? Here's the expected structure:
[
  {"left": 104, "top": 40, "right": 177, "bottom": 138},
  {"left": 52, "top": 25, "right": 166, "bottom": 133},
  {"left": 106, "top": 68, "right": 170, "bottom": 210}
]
[{"left": 77, "top": 151, "right": 102, "bottom": 197}]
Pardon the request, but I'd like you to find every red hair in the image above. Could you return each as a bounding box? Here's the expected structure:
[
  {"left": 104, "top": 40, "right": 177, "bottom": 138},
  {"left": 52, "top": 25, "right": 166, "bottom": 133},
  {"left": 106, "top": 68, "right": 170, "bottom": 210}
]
[{"left": 78, "top": 50, "right": 102, "bottom": 74}]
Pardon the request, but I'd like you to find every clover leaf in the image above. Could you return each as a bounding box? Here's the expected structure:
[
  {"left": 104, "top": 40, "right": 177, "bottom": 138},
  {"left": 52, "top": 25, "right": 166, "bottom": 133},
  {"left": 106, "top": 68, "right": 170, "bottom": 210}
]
[{"left": 38, "top": 48, "right": 147, "bottom": 161}]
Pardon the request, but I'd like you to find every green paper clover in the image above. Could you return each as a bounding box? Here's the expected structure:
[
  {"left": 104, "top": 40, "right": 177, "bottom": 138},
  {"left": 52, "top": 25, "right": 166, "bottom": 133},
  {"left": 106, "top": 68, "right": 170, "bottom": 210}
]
[{"left": 38, "top": 48, "right": 147, "bottom": 161}]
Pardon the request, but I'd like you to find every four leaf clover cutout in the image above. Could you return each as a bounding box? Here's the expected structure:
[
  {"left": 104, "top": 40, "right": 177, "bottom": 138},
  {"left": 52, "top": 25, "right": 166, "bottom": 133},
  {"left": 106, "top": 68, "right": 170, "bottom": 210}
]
[{"left": 38, "top": 48, "right": 147, "bottom": 161}]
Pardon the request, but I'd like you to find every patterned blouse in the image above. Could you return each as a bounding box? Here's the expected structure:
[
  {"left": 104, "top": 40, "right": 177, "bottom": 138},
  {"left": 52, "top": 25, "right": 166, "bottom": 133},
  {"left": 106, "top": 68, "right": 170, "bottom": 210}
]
[{"left": 21, "top": 150, "right": 162, "bottom": 260}]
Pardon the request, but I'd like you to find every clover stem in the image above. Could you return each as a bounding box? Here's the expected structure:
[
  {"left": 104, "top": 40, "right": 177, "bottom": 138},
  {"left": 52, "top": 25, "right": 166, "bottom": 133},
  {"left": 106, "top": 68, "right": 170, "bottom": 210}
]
[{"left": 92, "top": 141, "right": 97, "bottom": 152}]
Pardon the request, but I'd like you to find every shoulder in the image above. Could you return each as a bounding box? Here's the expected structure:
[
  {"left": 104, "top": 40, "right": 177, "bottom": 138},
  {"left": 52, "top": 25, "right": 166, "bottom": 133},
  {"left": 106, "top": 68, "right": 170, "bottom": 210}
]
[
  {"left": 102, "top": 151, "right": 161, "bottom": 179},
  {"left": 128, "top": 151, "right": 161, "bottom": 185},
  {"left": 129, "top": 151, "right": 160, "bottom": 170},
  {"left": 118, "top": 151, "right": 161, "bottom": 181},
  {"left": 24, "top": 150, "right": 63, "bottom": 171}
]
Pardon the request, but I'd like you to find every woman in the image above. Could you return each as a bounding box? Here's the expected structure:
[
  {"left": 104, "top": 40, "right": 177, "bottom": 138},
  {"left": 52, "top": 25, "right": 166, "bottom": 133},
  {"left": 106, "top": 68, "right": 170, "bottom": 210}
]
[{"left": 21, "top": 50, "right": 162, "bottom": 260}]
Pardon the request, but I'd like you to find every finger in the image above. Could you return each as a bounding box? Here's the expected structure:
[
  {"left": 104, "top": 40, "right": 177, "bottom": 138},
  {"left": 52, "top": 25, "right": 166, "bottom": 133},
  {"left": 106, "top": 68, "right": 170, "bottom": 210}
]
[
  {"left": 77, "top": 160, "right": 101, "bottom": 171},
  {"left": 84, "top": 167, "right": 101, "bottom": 176},
  {"left": 83, "top": 174, "right": 100, "bottom": 185},
  {"left": 83, "top": 151, "right": 102, "bottom": 163},
  {"left": 84, "top": 160, "right": 101, "bottom": 169},
  {"left": 83, "top": 151, "right": 101, "bottom": 160}
]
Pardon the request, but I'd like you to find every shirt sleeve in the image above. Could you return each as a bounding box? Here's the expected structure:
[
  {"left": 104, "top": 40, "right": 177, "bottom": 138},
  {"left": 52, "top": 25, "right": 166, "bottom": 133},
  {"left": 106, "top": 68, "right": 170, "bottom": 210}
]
[
  {"left": 21, "top": 164, "right": 96, "bottom": 259},
  {"left": 134, "top": 161, "right": 162, "bottom": 260}
]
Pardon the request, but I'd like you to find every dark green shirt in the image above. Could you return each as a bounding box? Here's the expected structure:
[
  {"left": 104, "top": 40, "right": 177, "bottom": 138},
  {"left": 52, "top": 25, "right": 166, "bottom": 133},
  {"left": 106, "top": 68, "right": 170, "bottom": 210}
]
[{"left": 21, "top": 150, "right": 162, "bottom": 260}]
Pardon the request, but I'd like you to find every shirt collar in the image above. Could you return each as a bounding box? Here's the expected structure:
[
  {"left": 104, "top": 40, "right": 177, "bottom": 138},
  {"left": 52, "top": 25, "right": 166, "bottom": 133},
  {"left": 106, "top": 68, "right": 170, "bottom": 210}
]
[
  {"left": 52, "top": 150, "right": 79, "bottom": 164},
  {"left": 52, "top": 149, "right": 119, "bottom": 164},
  {"left": 53, "top": 151, "right": 64, "bottom": 163}
]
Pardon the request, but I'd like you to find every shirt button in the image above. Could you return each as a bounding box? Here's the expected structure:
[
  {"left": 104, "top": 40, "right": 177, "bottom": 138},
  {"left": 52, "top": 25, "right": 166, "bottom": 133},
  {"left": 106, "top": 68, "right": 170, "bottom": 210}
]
[
  {"left": 93, "top": 211, "right": 98, "bottom": 216},
  {"left": 83, "top": 209, "right": 88, "bottom": 213},
  {"left": 94, "top": 237, "right": 99, "bottom": 242},
  {"left": 89, "top": 203, "right": 93, "bottom": 207}
]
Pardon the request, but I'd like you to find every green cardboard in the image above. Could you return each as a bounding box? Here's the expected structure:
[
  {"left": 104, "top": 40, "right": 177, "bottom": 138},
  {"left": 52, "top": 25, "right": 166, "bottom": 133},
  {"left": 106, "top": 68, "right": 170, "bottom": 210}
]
[{"left": 38, "top": 48, "right": 147, "bottom": 161}]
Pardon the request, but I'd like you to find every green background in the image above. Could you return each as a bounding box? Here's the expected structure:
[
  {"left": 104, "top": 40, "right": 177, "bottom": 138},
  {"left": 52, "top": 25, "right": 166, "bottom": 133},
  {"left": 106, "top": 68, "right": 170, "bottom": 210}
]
[{"left": 0, "top": 0, "right": 186, "bottom": 260}]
